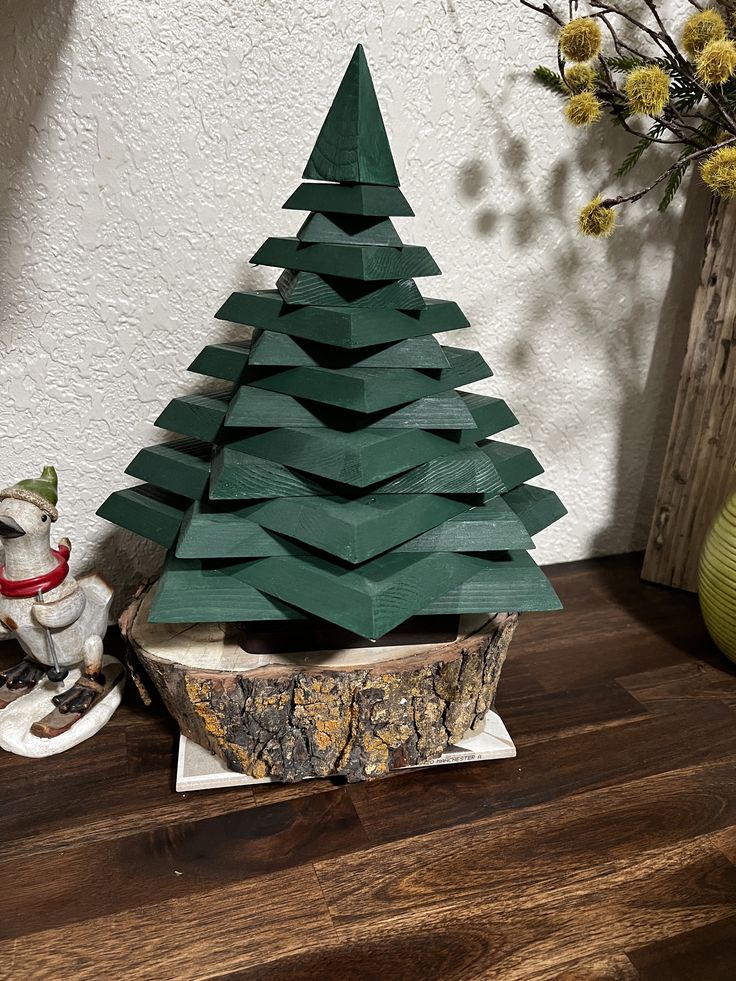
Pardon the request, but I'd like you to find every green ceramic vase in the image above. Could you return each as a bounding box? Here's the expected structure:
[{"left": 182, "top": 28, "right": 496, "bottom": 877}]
[{"left": 699, "top": 483, "right": 736, "bottom": 663}]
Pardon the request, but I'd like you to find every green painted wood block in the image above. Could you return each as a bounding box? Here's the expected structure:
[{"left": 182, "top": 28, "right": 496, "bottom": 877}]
[
  {"left": 216, "top": 291, "right": 468, "bottom": 348},
  {"left": 252, "top": 238, "right": 440, "bottom": 282},
  {"left": 244, "top": 494, "right": 469, "bottom": 564},
  {"left": 302, "top": 45, "right": 399, "bottom": 186},
  {"left": 396, "top": 497, "right": 534, "bottom": 552},
  {"left": 125, "top": 439, "right": 211, "bottom": 500},
  {"left": 226, "top": 427, "right": 466, "bottom": 488},
  {"left": 276, "top": 270, "right": 425, "bottom": 310},
  {"left": 224, "top": 387, "right": 476, "bottom": 430},
  {"left": 504, "top": 483, "right": 567, "bottom": 537},
  {"left": 96, "top": 484, "right": 188, "bottom": 549},
  {"left": 188, "top": 342, "right": 250, "bottom": 382},
  {"left": 421, "top": 551, "right": 562, "bottom": 614},
  {"left": 248, "top": 331, "right": 449, "bottom": 369},
  {"left": 484, "top": 440, "right": 544, "bottom": 493},
  {"left": 176, "top": 500, "right": 300, "bottom": 559},
  {"left": 248, "top": 347, "right": 492, "bottom": 414},
  {"left": 238, "top": 550, "right": 488, "bottom": 638},
  {"left": 209, "top": 447, "right": 329, "bottom": 500},
  {"left": 377, "top": 440, "right": 543, "bottom": 495},
  {"left": 154, "top": 392, "right": 230, "bottom": 442},
  {"left": 283, "top": 183, "right": 414, "bottom": 217},
  {"left": 149, "top": 554, "right": 304, "bottom": 623},
  {"left": 460, "top": 393, "right": 518, "bottom": 438},
  {"left": 297, "top": 212, "right": 402, "bottom": 246}
]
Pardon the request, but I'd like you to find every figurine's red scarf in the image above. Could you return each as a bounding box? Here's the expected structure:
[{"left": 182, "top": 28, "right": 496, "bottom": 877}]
[{"left": 0, "top": 544, "right": 71, "bottom": 598}]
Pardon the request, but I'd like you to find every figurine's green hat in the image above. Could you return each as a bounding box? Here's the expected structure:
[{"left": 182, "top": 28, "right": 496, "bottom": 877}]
[{"left": 0, "top": 466, "right": 58, "bottom": 521}]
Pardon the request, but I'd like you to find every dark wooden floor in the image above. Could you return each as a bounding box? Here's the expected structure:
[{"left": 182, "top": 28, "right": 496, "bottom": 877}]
[{"left": 2, "top": 553, "right": 736, "bottom": 980}]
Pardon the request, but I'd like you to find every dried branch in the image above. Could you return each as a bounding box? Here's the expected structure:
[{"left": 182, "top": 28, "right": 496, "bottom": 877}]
[
  {"left": 519, "top": 0, "right": 564, "bottom": 26},
  {"left": 600, "top": 136, "right": 736, "bottom": 208}
]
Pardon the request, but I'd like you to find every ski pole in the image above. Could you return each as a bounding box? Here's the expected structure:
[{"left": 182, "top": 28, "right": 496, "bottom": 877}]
[{"left": 35, "top": 589, "right": 69, "bottom": 683}]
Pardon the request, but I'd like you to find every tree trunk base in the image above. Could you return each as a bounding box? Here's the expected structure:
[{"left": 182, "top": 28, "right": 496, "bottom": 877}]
[{"left": 120, "top": 581, "right": 519, "bottom": 782}]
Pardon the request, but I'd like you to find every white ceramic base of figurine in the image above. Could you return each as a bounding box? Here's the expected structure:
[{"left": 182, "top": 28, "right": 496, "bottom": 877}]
[{"left": 0, "top": 654, "right": 124, "bottom": 757}]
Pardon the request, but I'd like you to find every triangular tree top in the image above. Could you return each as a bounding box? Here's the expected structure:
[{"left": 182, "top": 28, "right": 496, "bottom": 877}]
[{"left": 302, "top": 44, "right": 400, "bottom": 187}]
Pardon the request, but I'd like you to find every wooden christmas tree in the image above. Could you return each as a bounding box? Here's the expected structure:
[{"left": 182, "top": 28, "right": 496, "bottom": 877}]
[{"left": 99, "top": 46, "right": 565, "bottom": 780}]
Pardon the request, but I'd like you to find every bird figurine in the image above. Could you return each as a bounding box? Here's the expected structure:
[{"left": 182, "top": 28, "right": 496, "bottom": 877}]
[{"left": 0, "top": 467, "right": 122, "bottom": 742}]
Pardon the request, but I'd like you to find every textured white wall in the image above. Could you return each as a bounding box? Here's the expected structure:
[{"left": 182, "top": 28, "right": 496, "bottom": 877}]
[{"left": 1, "top": 0, "right": 706, "bottom": 610}]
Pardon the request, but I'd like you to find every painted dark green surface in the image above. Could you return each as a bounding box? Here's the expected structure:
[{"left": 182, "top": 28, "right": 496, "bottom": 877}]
[
  {"left": 420, "top": 551, "right": 562, "bottom": 614},
  {"left": 224, "top": 388, "right": 477, "bottom": 431},
  {"left": 247, "top": 347, "right": 492, "bottom": 413},
  {"left": 248, "top": 331, "right": 449, "bottom": 369},
  {"left": 224, "top": 426, "right": 467, "bottom": 488},
  {"left": 149, "top": 549, "right": 560, "bottom": 627},
  {"left": 239, "top": 550, "right": 488, "bottom": 638},
  {"left": 460, "top": 393, "right": 518, "bottom": 439},
  {"left": 276, "top": 270, "right": 425, "bottom": 310},
  {"left": 504, "top": 484, "right": 568, "bottom": 537},
  {"left": 95, "top": 485, "right": 187, "bottom": 549},
  {"left": 215, "top": 291, "right": 468, "bottom": 348},
  {"left": 396, "top": 497, "right": 535, "bottom": 552},
  {"left": 243, "top": 494, "right": 469, "bottom": 564},
  {"left": 297, "top": 212, "right": 402, "bottom": 246},
  {"left": 124, "top": 440, "right": 211, "bottom": 500},
  {"left": 283, "top": 182, "right": 414, "bottom": 217},
  {"left": 377, "top": 440, "right": 543, "bottom": 495},
  {"left": 209, "top": 447, "right": 329, "bottom": 500},
  {"left": 175, "top": 500, "right": 300, "bottom": 559},
  {"left": 252, "top": 238, "right": 440, "bottom": 282},
  {"left": 154, "top": 392, "right": 230, "bottom": 442},
  {"left": 188, "top": 342, "right": 250, "bottom": 382},
  {"left": 302, "top": 45, "right": 399, "bottom": 186},
  {"left": 149, "top": 554, "right": 304, "bottom": 624}
]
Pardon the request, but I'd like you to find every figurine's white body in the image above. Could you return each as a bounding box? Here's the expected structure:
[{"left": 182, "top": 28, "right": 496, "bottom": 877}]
[
  {"left": 0, "top": 469, "right": 123, "bottom": 753},
  {"left": 0, "top": 498, "right": 112, "bottom": 668}
]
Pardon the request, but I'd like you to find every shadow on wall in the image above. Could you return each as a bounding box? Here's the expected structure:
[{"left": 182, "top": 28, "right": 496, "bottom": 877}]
[
  {"left": 89, "top": 526, "right": 163, "bottom": 621},
  {"left": 0, "top": 0, "right": 76, "bottom": 302},
  {"left": 447, "top": 6, "right": 707, "bottom": 564}
]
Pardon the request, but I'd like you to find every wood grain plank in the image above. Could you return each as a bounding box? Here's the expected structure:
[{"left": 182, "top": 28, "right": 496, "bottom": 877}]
[
  {"left": 252, "top": 238, "right": 441, "bottom": 281},
  {"left": 297, "top": 212, "right": 403, "bottom": 247},
  {"left": 628, "top": 913, "right": 736, "bottom": 980},
  {"left": 11, "top": 866, "right": 335, "bottom": 981},
  {"left": 282, "top": 181, "right": 414, "bottom": 217},
  {"left": 246, "top": 346, "right": 491, "bottom": 413},
  {"left": 248, "top": 330, "right": 448, "bottom": 369},
  {"left": 215, "top": 290, "right": 467, "bottom": 348},
  {"left": 345, "top": 704, "right": 736, "bottom": 845},
  {"left": 0, "top": 787, "right": 364, "bottom": 941},
  {"left": 3, "top": 553, "right": 736, "bottom": 979}
]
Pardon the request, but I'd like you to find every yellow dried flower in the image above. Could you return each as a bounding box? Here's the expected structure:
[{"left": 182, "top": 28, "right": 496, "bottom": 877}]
[
  {"left": 625, "top": 65, "right": 671, "bottom": 116},
  {"left": 578, "top": 196, "right": 616, "bottom": 237},
  {"left": 696, "top": 39, "right": 736, "bottom": 85},
  {"left": 564, "top": 91, "right": 603, "bottom": 127},
  {"left": 559, "top": 18, "right": 602, "bottom": 63},
  {"left": 682, "top": 9, "right": 727, "bottom": 59},
  {"left": 701, "top": 145, "right": 736, "bottom": 197},
  {"left": 564, "top": 63, "right": 597, "bottom": 94}
]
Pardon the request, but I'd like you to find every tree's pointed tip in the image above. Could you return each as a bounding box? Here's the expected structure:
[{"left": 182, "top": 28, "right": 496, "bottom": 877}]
[{"left": 302, "top": 43, "right": 400, "bottom": 187}]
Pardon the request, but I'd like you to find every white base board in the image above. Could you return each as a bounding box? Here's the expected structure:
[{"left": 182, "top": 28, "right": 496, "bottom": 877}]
[{"left": 176, "top": 708, "right": 516, "bottom": 792}]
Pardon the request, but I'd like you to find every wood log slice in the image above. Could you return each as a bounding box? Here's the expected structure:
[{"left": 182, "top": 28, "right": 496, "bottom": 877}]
[{"left": 120, "top": 580, "right": 519, "bottom": 782}]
